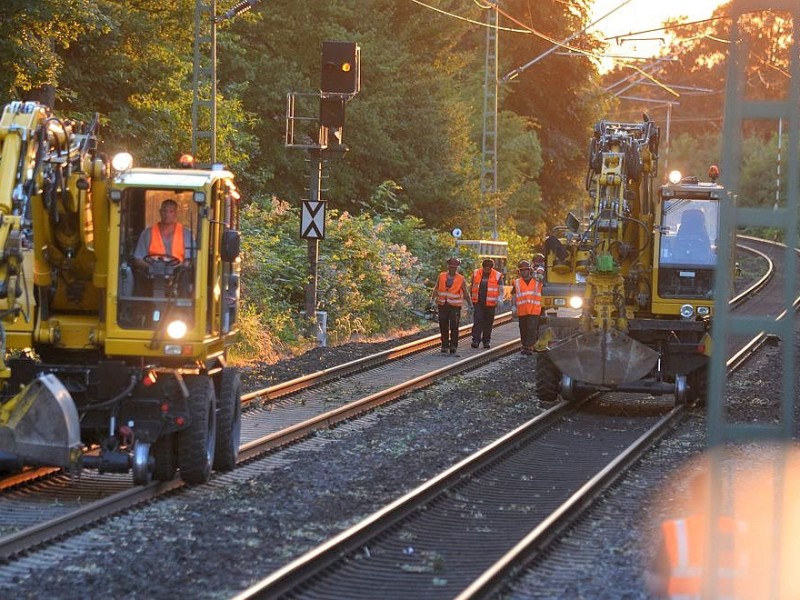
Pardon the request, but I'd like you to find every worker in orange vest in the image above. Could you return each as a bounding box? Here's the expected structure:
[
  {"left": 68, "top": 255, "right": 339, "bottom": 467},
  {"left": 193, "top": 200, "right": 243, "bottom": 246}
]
[
  {"left": 431, "top": 257, "right": 472, "bottom": 355},
  {"left": 646, "top": 472, "right": 747, "bottom": 599},
  {"left": 134, "top": 198, "right": 194, "bottom": 270},
  {"left": 510, "top": 260, "right": 543, "bottom": 355},
  {"left": 470, "top": 258, "right": 504, "bottom": 349}
]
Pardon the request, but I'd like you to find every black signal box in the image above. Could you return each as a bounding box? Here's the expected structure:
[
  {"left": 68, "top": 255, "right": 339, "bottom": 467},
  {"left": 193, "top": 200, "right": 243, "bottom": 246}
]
[
  {"left": 321, "top": 41, "right": 360, "bottom": 95},
  {"left": 320, "top": 98, "right": 346, "bottom": 129}
]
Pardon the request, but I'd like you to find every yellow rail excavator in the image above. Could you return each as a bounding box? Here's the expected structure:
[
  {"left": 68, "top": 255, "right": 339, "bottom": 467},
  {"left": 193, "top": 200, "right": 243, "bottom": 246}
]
[
  {"left": 536, "top": 117, "right": 729, "bottom": 405},
  {"left": 0, "top": 101, "right": 242, "bottom": 484}
]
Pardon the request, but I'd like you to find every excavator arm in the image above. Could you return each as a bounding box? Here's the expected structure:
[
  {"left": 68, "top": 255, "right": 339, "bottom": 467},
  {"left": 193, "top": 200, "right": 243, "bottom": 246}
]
[
  {"left": 0, "top": 101, "right": 105, "bottom": 471},
  {"left": 546, "top": 119, "right": 661, "bottom": 385}
]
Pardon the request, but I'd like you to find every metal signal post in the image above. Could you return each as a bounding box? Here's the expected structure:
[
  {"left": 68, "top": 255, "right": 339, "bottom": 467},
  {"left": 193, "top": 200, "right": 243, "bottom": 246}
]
[{"left": 286, "top": 41, "right": 360, "bottom": 342}]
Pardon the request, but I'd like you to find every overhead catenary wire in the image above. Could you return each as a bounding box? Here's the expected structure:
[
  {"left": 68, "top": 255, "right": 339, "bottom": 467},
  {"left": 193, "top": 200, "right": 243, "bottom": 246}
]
[
  {"left": 499, "top": 0, "right": 637, "bottom": 82},
  {"left": 409, "top": 0, "right": 718, "bottom": 89},
  {"left": 409, "top": 0, "right": 530, "bottom": 33}
]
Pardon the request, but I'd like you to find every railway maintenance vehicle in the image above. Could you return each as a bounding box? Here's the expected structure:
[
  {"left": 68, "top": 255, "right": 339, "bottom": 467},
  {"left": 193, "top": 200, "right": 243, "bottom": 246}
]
[
  {"left": 0, "top": 100, "right": 242, "bottom": 484},
  {"left": 536, "top": 117, "right": 728, "bottom": 405}
]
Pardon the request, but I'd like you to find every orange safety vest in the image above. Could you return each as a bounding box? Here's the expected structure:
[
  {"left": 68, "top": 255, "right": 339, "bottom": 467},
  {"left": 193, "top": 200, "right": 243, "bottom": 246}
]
[
  {"left": 513, "top": 277, "right": 542, "bottom": 316},
  {"left": 662, "top": 514, "right": 743, "bottom": 599},
  {"left": 471, "top": 268, "right": 502, "bottom": 307},
  {"left": 436, "top": 272, "right": 467, "bottom": 307},
  {"left": 149, "top": 222, "right": 186, "bottom": 262}
]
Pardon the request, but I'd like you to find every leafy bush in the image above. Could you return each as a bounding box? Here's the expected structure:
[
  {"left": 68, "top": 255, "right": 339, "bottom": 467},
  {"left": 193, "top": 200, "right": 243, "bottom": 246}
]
[{"left": 232, "top": 196, "right": 453, "bottom": 360}]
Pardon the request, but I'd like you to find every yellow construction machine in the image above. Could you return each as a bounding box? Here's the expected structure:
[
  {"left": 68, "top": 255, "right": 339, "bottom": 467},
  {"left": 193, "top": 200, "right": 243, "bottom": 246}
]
[
  {"left": 536, "top": 118, "right": 727, "bottom": 405},
  {"left": 0, "top": 101, "right": 242, "bottom": 484}
]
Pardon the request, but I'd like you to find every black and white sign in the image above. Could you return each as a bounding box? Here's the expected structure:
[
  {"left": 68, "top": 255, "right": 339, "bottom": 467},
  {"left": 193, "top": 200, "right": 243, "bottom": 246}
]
[{"left": 301, "top": 200, "right": 326, "bottom": 239}]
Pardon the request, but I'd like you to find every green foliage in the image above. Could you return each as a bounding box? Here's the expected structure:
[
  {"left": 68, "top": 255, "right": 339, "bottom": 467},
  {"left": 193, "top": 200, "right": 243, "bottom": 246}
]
[
  {"left": 0, "top": 0, "right": 109, "bottom": 101},
  {"left": 11, "top": 0, "right": 793, "bottom": 359},
  {"left": 499, "top": 227, "right": 538, "bottom": 276},
  {"left": 664, "top": 133, "right": 721, "bottom": 179},
  {"left": 1, "top": 0, "right": 607, "bottom": 239},
  {"left": 233, "top": 195, "right": 453, "bottom": 357},
  {"left": 739, "top": 134, "right": 784, "bottom": 209}
]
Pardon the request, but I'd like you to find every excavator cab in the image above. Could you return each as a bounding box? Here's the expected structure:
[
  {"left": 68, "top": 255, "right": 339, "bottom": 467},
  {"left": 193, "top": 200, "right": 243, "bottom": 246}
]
[
  {"left": 106, "top": 164, "right": 242, "bottom": 355},
  {"left": 653, "top": 171, "right": 724, "bottom": 314},
  {"left": 117, "top": 190, "right": 199, "bottom": 329}
]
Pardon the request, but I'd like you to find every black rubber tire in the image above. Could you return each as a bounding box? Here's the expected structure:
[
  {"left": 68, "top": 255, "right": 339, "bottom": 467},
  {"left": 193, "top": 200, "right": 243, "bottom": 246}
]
[
  {"left": 152, "top": 433, "right": 178, "bottom": 482},
  {"left": 213, "top": 368, "right": 242, "bottom": 472},
  {"left": 178, "top": 376, "right": 216, "bottom": 484},
  {"left": 535, "top": 354, "right": 561, "bottom": 403}
]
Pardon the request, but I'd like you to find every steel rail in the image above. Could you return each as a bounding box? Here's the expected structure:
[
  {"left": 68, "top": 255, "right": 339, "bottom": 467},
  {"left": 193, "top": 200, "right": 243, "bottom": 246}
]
[
  {"left": 230, "top": 400, "right": 583, "bottom": 600},
  {"left": 455, "top": 405, "right": 684, "bottom": 600},
  {"left": 0, "top": 326, "right": 519, "bottom": 562},
  {"left": 241, "top": 313, "right": 513, "bottom": 404},
  {"left": 229, "top": 240, "right": 780, "bottom": 599},
  {"left": 237, "top": 337, "right": 521, "bottom": 461}
]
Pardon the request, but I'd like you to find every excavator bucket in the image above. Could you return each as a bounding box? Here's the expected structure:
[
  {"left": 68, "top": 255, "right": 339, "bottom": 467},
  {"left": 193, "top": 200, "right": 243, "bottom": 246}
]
[
  {"left": 546, "top": 329, "right": 658, "bottom": 386},
  {"left": 0, "top": 374, "right": 82, "bottom": 470}
]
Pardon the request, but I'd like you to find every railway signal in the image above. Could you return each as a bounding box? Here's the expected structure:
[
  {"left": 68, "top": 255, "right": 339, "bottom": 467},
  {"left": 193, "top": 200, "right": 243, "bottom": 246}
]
[
  {"left": 320, "top": 41, "right": 360, "bottom": 95},
  {"left": 319, "top": 98, "right": 345, "bottom": 129},
  {"left": 283, "top": 41, "right": 361, "bottom": 343}
]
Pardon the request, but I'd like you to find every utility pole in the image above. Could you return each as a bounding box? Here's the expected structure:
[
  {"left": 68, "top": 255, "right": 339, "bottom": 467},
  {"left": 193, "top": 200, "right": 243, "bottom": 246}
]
[
  {"left": 191, "top": 0, "right": 217, "bottom": 166},
  {"left": 192, "top": 0, "right": 264, "bottom": 166},
  {"left": 480, "top": 1, "right": 499, "bottom": 240}
]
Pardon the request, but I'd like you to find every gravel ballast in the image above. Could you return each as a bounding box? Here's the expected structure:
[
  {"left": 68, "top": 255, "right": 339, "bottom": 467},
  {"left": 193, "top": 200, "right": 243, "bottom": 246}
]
[{"left": 4, "top": 319, "right": 798, "bottom": 599}]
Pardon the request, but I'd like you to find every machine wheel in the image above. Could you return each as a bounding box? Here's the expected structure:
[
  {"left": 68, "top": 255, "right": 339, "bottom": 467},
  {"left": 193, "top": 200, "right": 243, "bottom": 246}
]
[
  {"left": 560, "top": 374, "right": 576, "bottom": 402},
  {"left": 674, "top": 375, "right": 689, "bottom": 406},
  {"left": 213, "top": 368, "right": 242, "bottom": 472},
  {"left": 178, "top": 375, "right": 217, "bottom": 484},
  {"left": 535, "top": 354, "right": 561, "bottom": 403},
  {"left": 152, "top": 433, "right": 178, "bottom": 482},
  {"left": 132, "top": 441, "right": 152, "bottom": 486}
]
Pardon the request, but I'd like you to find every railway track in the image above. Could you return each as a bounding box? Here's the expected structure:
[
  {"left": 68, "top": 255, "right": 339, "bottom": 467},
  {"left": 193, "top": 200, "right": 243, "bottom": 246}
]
[
  {"left": 0, "top": 238, "right": 791, "bottom": 598},
  {"left": 233, "top": 397, "right": 684, "bottom": 600},
  {"left": 229, "top": 236, "right": 794, "bottom": 599},
  {"left": 0, "top": 314, "right": 519, "bottom": 561}
]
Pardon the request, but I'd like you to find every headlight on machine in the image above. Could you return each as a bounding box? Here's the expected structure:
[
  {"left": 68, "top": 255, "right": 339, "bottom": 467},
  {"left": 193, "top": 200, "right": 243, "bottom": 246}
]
[
  {"left": 697, "top": 306, "right": 710, "bottom": 316},
  {"left": 111, "top": 152, "right": 133, "bottom": 172},
  {"left": 166, "top": 319, "right": 188, "bottom": 340},
  {"left": 680, "top": 304, "right": 695, "bottom": 319},
  {"left": 569, "top": 296, "right": 583, "bottom": 310}
]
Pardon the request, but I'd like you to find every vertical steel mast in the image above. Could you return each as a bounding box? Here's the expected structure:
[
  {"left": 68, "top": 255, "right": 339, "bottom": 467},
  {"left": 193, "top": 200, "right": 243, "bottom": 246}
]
[
  {"left": 192, "top": 0, "right": 218, "bottom": 166},
  {"left": 480, "top": 2, "right": 499, "bottom": 239},
  {"left": 710, "top": 0, "right": 799, "bottom": 448}
]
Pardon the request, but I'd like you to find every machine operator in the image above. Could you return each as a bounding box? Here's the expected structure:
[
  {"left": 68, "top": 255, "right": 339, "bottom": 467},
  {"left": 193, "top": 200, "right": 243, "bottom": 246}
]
[{"left": 133, "top": 199, "right": 195, "bottom": 270}]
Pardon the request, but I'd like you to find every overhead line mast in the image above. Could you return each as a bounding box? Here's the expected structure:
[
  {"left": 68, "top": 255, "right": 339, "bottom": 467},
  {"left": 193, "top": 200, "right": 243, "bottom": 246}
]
[
  {"left": 480, "top": 1, "right": 499, "bottom": 240},
  {"left": 191, "top": 0, "right": 266, "bottom": 166}
]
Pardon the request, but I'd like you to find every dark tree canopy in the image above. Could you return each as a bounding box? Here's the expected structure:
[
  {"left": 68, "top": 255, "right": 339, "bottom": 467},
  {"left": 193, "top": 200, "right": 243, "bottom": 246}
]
[{"left": 6, "top": 1, "right": 784, "bottom": 239}]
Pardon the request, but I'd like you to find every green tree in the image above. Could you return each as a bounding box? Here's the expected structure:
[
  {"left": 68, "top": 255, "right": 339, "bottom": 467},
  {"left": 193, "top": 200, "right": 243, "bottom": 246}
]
[
  {"left": 498, "top": 0, "right": 609, "bottom": 232},
  {"left": 605, "top": 3, "right": 794, "bottom": 142},
  {"left": 0, "top": 0, "right": 108, "bottom": 103}
]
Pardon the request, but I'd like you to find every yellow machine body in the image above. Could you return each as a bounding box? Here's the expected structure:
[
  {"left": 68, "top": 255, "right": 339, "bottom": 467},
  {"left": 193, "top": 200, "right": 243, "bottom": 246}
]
[
  {"left": 0, "top": 101, "right": 243, "bottom": 484},
  {"left": 538, "top": 118, "right": 727, "bottom": 404}
]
